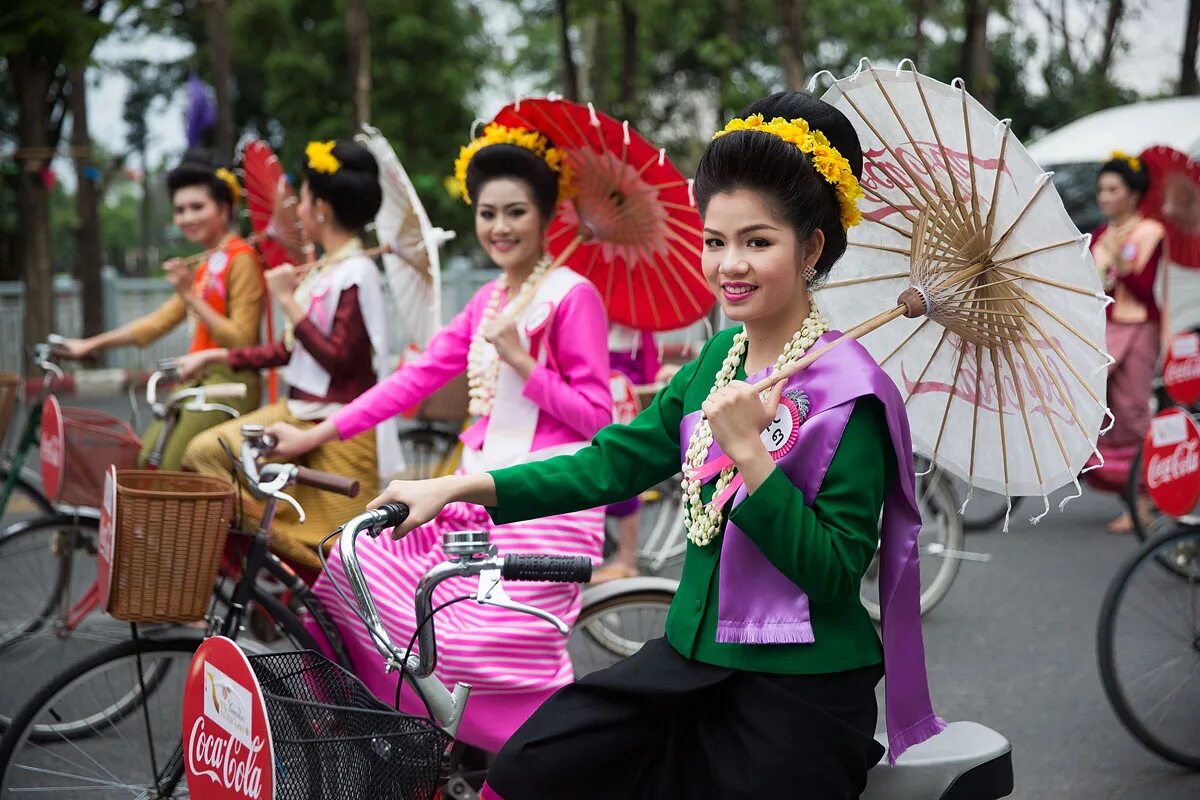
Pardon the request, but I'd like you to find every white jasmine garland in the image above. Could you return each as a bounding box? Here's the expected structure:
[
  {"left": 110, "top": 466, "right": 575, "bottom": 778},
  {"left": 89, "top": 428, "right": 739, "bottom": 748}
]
[
  {"left": 466, "top": 254, "right": 555, "bottom": 417},
  {"left": 682, "top": 300, "right": 829, "bottom": 546}
]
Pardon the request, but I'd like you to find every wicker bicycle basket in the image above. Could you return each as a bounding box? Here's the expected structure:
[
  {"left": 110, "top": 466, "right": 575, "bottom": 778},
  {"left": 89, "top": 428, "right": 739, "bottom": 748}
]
[
  {"left": 0, "top": 372, "right": 20, "bottom": 444},
  {"left": 416, "top": 371, "right": 468, "bottom": 423},
  {"left": 53, "top": 408, "right": 142, "bottom": 507},
  {"left": 248, "top": 650, "right": 452, "bottom": 800},
  {"left": 106, "top": 470, "right": 234, "bottom": 624}
]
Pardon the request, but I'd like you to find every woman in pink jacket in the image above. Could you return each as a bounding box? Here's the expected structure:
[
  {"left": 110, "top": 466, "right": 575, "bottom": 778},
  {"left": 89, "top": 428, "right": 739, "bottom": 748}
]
[{"left": 269, "top": 125, "right": 611, "bottom": 752}]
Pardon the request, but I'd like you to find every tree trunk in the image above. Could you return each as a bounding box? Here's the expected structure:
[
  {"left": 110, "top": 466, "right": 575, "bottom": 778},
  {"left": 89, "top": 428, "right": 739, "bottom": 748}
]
[
  {"left": 618, "top": 0, "right": 638, "bottom": 118},
  {"left": 346, "top": 0, "right": 371, "bottom": 131},
  {"left": 1183, "top": 0, "right": 1200, "bottom": 95},
  {"left": 205, "top": 0, "right": 235, "bottom": 162},
  {"left": 912, "top": 0, "right": 930, "bottom": 65},
  {"left": 139, "top": 151, "right": 152, "bottom": 277},
  {"left": 960, "top": 0, "right": 994, "bottom": 109},
  {"left": 556, "top": 0, "right": 580, "bottom": 101},
  {"left": 776, "top": 0, "right": 805, "bottom": 90},
  {"left": 1098, "top": 0, "right": 1125, "bottom": 79},
  {"left": 68, "top": 66, "right": 105, "bottom": 339},
  {"left": 718, "top": 0, "right": 744, "bottom": 122},
  {"left": 12, "top": 54, "right": 56, "bottom": 372}
]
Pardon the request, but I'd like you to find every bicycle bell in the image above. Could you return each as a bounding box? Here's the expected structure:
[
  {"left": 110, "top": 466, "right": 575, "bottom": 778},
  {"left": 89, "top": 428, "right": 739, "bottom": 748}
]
[{"left": 442, "top": 529, "right": 492, "bottom": 558}]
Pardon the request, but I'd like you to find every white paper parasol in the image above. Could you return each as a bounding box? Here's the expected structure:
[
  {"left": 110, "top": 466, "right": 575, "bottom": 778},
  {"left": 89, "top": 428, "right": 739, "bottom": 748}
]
[
  {"left": 778, "top": 59, "right": 1113, "bottom": 521},
  {"left": 356, "top": 125, "right": 455, "bottom": 346}
]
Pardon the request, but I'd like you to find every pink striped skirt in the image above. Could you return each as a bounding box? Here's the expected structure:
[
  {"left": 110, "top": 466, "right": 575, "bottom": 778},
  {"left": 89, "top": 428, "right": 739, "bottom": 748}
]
[{"left": 311, "top": 500, "right": 605, "bottom": 753}]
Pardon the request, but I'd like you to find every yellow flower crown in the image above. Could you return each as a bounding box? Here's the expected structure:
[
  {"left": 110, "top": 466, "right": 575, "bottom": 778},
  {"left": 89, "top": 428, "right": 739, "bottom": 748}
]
[
  {"left": 448, "top": 123, "right": 575, "bottom": 205},
  {"left": 214, "top": 167, "right": 241, "bottom": 204},
  {"left": 305, "top": 140, "right": 341, "bottom": 175},
  {"left": 713, "top": 114, "right": 864, "bottom": 231},
  {"left": 1109, "top": 149, "right": 1142, "bottom": 173}
]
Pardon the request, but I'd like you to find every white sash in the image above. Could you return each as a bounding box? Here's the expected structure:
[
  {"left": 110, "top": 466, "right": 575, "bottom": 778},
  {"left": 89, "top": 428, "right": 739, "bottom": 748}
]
[
  {"left": 281, "top": 254, "right": 403, "bottom": 481},
  {"left": 468, "top": 267, "right": 591, "bottom": 473}
]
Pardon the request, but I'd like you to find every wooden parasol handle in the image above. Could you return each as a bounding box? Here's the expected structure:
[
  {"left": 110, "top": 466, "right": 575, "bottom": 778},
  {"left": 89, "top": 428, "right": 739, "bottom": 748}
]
[{"left": 750, "top": 288, "right": 926, "bottom": 393}]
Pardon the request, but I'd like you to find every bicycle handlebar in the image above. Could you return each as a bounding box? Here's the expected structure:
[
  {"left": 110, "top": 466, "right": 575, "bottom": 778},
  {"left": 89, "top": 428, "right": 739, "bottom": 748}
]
[
  {"left": 338, "top": 503, "right": 592, "bottom": 680},
  {"left": 294, "top": 466, "right": 359, "bottom": 498}
]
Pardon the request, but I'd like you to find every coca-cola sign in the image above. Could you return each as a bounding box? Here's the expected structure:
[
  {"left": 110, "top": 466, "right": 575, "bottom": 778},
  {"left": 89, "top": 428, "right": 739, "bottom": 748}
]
[
  {"left": 1163, "top": 332, "right": 1200, "bottom": 407},
  {"left": 1142, "top": 408, "right": 1200, "bottom": 517},
  {"left": 39, "top": 396, "right": 65, "bottom": 501},
  {"left": 184, "top": 636, "right": 275, "bottom": 800}
]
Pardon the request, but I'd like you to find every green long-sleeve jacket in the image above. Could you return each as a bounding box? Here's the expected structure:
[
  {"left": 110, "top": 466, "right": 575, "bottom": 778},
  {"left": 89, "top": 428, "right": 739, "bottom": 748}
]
[{"left": 489, "top": 327, "right": 893, "bottom": 674}]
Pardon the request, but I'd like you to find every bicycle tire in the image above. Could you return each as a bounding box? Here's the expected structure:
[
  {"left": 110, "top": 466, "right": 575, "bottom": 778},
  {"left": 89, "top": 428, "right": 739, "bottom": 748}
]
[
  {"left": 861, "top": 472, "right": 965, "bottom": 621},
  {"left": 1097, "top": 524, "right": 1200, "bottom": 770},
  {"left": 0, "top": 633, "right": 203, "bottom": 798},
  {"left": 0, "top": 466, "right": 53, "bottom": 527},
  {"left": 569, "top": 589, "right": 674, "bottom": 680}
]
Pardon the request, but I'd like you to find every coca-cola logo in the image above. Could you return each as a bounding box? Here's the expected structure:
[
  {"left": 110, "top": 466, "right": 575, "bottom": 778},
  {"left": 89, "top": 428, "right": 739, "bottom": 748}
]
[
  {"left": 1147, "top": 439, "right": 1200, "bottom": 489},
  {"left": 40, "top": 433, "right": 62, "bottom": 468},
  {"left": 1164, "top": 332, "right": 1200, "bottom": 407},
  {"left": 183, "top": 637, "right": 274, "bottom": 800},
  {"left": 188, "top": 717, "right": 266, "bottom": 799},
  {"left": 861, "top": 141, "right": 1015, "bottom": 223},
  {"left": 1142, "top": 408, "right": 1200, "bottom": 516},
  {"left": 901, "top": 336, "right": 1076, "bottom": 425}
]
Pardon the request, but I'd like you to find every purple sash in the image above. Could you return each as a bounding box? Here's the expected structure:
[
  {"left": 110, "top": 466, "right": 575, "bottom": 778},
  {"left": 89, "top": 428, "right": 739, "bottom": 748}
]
[{"left": 679, "top": 330, "right": 945, "bottom": 764}]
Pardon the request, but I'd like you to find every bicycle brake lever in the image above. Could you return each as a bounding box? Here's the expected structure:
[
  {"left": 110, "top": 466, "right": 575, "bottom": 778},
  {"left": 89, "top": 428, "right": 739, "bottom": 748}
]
[
  {"left": 183, "top": 401, "right": 240, "bottom": 418},
  {"left": 475, "top": 568, "right": 569, "bottom": 634},
  {"left": 271, "top": 490, "right": 306, "bottom": 524}
]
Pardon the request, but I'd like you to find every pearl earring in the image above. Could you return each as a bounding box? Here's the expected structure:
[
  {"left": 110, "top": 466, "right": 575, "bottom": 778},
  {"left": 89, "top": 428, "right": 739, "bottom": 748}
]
[{"left": 317, "top": 212, "right": 326, "bottom": 224}]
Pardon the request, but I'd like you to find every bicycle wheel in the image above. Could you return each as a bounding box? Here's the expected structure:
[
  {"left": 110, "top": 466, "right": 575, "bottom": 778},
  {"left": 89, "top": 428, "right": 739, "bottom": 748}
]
[
  {"left": 860, "top": 471, "right": 965, "bottom": 621},
  {"left": 636, "top": 478, "right": 686, "bottom": 576},
  {"left": 569, "top": 590, "right": 674, "bottom": 680},
  {"left": 0, "top": 515, "right": 109, "bottom": 734},
  {"left": 914, "top": 455, "right": 1020, "bottom": 532},
  {"left": 1123, "top": 442, "right": 1176, "bottom": 544},
  {"left": 396, "top": 427, "right": 460, "bottom": 480},
  {"left": 1097, "top": 524, "right": 1200, "bottom": 769},
  {"left": 0, "top": 466, "right": 53, "bottom": 529},
  {"left": 0, "top": 634, "right": 202, "bottom": 798}
]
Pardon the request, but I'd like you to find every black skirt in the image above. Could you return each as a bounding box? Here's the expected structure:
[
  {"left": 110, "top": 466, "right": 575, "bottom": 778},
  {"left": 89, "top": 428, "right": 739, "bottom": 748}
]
[{"left": 484, "top": 637, "right": 886, "bottom": 800}]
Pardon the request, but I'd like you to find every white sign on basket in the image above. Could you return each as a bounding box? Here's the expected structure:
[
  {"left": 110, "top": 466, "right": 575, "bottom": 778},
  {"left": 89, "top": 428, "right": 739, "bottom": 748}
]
[
  {"left": 1151, "top": 413, "right": 1189, "bottom": 448},
  {"left": 203, "top": 661, "right": 254, "bottom": 750},
  {"left": 1172, "top": 334, "right": 1200, "bottom": 358}
]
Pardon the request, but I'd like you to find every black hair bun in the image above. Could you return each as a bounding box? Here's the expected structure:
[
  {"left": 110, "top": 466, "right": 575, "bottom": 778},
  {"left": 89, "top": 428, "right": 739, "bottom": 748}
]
[
  {"left": 465, "top": 143, "right": 559, "bottom": 220},
  {"left": 166, "top": 148, "right": 236, "bottom": 207},
  {"left": 1098, "top": 156, "right": 1151, "bottom": 197},
  {"left": 302, "top": 140, "right": 383, "bottom": 231}
]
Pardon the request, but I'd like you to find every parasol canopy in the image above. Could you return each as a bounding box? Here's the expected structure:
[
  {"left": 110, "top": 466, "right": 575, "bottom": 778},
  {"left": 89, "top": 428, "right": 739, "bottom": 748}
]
[
  {"left": 492, "top": 98, "right": 712, "bottom": 332},
  {"left": 1138, "top": 145, "right": 1200, "bottom": 269},
  {"left": 356, "top": 124, "right": 455, "bottom": 346},
  {"left": 241, "top": 139, "right": 308, "bottom": 268},
  {"left": 767, "top": 59, "right": 1113, "bottom": 520}
]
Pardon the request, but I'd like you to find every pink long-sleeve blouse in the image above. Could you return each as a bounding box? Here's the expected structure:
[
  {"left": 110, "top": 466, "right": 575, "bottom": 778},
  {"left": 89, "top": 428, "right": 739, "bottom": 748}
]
[{"left": 331, "top": 275, "right": 613, "bottom": 452}]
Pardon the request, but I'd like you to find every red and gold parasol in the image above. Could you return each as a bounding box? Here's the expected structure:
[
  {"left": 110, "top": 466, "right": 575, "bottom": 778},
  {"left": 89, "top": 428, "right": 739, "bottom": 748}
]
[
  {"left": 242, "top": 139, "right": 308, "bottom": 268},
  {"left": 1139, "top": 145, "right": 1200, "bottom": 269},
  {"left": 492, "top": 98, "right": 712, "bottom": 331}
]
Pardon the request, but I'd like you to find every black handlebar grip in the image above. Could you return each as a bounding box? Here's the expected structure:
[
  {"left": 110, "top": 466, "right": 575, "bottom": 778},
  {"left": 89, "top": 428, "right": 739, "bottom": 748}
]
[
  {"left": 374, "top": 502, "right": 410, "bottom": 528},
  {"left": 501, "top": 554, "right": 593, "bottom": 583}
]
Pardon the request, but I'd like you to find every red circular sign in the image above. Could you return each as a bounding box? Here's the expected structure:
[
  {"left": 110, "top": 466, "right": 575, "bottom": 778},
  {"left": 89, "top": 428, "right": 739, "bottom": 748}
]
[
  {"left": 1163, "top": 332, "right": 1200, "bottom": 407},
  {"left": 96, "top": 466, "right": 117, "bottom": 609},
  {"left": 39, "top": 395, "right": 64, "bottom": 501},
  {"left": 610, "top": 371, "right": 640, "bottom": 425},
  {"left": 1142, "top": 408, "right": 1200, "bottom": 517},
  {"left": 184, "top": 636, "right": 275, "bottom": 800}
]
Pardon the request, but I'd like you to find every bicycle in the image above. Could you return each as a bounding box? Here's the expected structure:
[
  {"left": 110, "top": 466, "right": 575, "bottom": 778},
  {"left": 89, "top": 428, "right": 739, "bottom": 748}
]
[
  {"left": 0, "top": 362, "right": 247, "bottom": 732},
  {"left": 0, "top": 427, "right": 673, "bottom": 797},
  {"left": 1096, "top": 516, "right": 1200, "bottom": 769}
]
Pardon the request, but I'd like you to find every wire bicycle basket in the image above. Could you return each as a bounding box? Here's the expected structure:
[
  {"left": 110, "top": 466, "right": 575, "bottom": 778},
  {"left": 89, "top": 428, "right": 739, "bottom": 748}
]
[{"left": 248, "top": 649, "right": 451, "bottom": 800}]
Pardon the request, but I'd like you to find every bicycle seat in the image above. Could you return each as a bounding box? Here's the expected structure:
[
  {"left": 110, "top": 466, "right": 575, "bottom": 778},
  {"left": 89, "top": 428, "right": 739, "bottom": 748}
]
[{"left": 862, "top": 721, "right": 1013, "bottom": 800}]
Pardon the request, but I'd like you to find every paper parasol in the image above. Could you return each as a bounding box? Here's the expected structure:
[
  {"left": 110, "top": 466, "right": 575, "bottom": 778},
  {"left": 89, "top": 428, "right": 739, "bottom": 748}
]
[
  {"left": 241, "top": 139, "right": 308, "bottom": 268},
  {"left": 492, "top": 98, "right": 712, "bottom": 332},
  {"left": 756, "top": 59, "right": 1111, "bottom": 522},
  {"left": 356, "top": 125, "right": 455, "bottom": 346},
  {"left": 1139, "top": 145, "right": 1200, "bottom": 269}
]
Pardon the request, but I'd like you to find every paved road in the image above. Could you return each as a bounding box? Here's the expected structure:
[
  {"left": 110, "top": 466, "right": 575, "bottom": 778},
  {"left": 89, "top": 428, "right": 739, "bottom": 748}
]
[{"left": 2, "top": 391, "right": 1199, "bottom": 797}]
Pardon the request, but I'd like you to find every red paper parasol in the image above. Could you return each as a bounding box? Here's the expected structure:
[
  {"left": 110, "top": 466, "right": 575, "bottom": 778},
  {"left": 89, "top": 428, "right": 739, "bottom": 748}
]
[
  {"left": 241, "top": 139, "right": 308, "bottom": 268},
  {"left": 1139, "top": 145, "right": 1200, "bottom": 268},
  {"left": 492, "top": 98, "right": 712, "bottom": 331}
]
